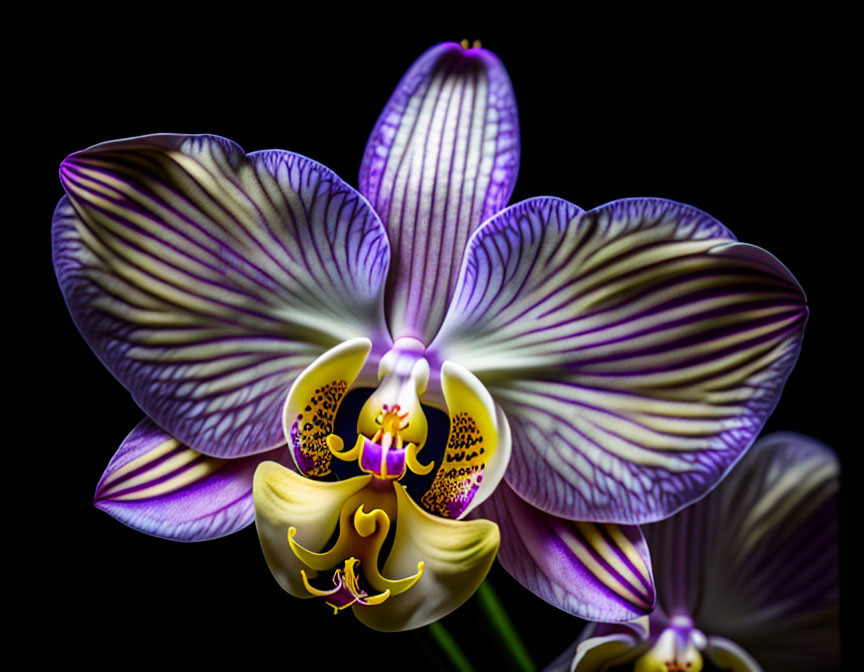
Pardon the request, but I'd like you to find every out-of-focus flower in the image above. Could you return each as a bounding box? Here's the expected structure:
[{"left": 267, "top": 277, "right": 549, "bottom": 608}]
[
  {"left": 545, "top": 432, "right": 840, "bottom": 671},
  {"left": 53, "top": 42, "right": 806, "bottom": 630}
]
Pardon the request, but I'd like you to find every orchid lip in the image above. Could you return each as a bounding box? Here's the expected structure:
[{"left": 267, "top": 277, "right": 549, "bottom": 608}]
[
  {"left": 284, "top": 483, "right": 426, "bottom": 614},
  {"left": 253, "top": 459, "right": 499, "bottom": 630}
]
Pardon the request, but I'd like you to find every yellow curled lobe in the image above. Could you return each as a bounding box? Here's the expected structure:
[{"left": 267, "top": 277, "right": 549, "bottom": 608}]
[
  {"left": 354, "top": 505, "right": 388, "bottom": 538},
  {"left": 405, "top": 442, "right": 433, "bottom": 476}
]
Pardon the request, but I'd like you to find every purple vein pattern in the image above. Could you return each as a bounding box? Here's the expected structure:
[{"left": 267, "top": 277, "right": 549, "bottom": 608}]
[
  {"left": 477, "top": 483, "right": 654, "bottom": 621},
  {"left": 643, "top": 432, "right": 840, "bottom": 670},
  {"left": 432, "top": 197, "right": 807, "bottom": 524},
  {"left": 94, "top": 418, "right": 292, "bottom": 541},
  {"left": 53, "top": 135, "right": 391, "bottom": 459},
  {"left": 360, "top": 42, "right": 520, "bottom": 344}
]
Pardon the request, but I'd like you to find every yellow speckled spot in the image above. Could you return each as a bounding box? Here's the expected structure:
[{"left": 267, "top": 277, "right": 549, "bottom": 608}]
[
  {"left": 419, "top": 361, "right": 504, "bottom": 519},
  {"left": 421, "top": 411, "right": 487, "bottom": 518},
  {"left": 290, "top": 378, "right": 348, "bottom": 477},
  {"left": 282, "top": 338, "right": 371, "bottom": 476}
]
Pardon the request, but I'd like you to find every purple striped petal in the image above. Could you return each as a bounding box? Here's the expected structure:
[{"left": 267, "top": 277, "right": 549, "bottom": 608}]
[
  {"left": 54, "top": 134, "right": 391, "bottom": 458},
  {"left": 359, "top": 42, "right": 520, "bottom": 343},
  {"left": 476, "top": 484, "right": 654, "bottom": 622},
  {"left": 643, "top": 432, "right": 840, "bottom": 670},
  {"left": 431, "top": 197, "right": 807, "bottom": 524},
  {"left": 95, "top": 418, "right": 291, "bottom": 541}
]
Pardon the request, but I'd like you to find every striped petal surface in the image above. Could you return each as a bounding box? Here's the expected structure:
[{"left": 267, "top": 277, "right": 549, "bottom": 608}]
[
  {"left": 476, "top": 484, "right": 655, "bottom": 622},
  {"left": 643, "top": 432, "right": 840, "bottom": 671},
  {"left": 95, "top": 418, "right": 290, "bottom": 541},
  {"left": 54, "top": 135, "right": 391, "bottom": 458},
  {"left": 431, "top": 197, "right": 807, "bottom": 524},
  {"left": 359, "top": 42, "right": 520, "bottom": 344}
]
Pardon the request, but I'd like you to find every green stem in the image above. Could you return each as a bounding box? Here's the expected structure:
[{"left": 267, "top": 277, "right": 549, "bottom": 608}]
[
  {"left": 428, "top": 621, "right": 476, "bottom": 672},
  {"left": 476, "top": 581, "right": 537, "bottom": 672}
]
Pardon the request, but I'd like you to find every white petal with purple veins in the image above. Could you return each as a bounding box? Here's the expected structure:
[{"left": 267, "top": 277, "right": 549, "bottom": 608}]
[
  {"left": 95, "top": 418, "right": 291, "bottom": 541},
  {"left": 360, "top": 42, "right": 520, "bottom": 343},
  {"left": 432, "top": 197, "right": 806, "bottom": 524},
  {"left": 477, "top": 483, "right": 655, "bottom": 622},
  {"left": 54, "top": 134, "right": 391, "bottom": 459}
]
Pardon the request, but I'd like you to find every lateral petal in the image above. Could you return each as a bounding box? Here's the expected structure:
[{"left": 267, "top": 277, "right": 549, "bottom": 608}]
[
  {"left": 431, "top": 197, "right": 806, "bottom": 523},
  {"left": 353, "top": 483, "right": 499, "bottom": 631},
  {"left": 94, "top": 418, "right": 289, "bottom": 541},
  {"left": 359, "top": 42, "right": 519, "bottom": 343},
  {"left": 54, "top": 135, "right": 390, "bottom": 458},
  {"left": 477, "top": 484, "right": 655, "bottom": 622}
]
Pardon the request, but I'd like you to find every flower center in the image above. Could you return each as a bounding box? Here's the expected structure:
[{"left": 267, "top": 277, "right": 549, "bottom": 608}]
[
  {"left": 635, "top": 620, "right": 705, "bottom": 672},
  {"left": 376, "top": 404, "right": 409, "bottom": 439},
  {"left": 329, "top": 402, "right": 433, "bottom": 480},
  {"left": 329, "top": 339, "right": 433, "bottom": 480}
]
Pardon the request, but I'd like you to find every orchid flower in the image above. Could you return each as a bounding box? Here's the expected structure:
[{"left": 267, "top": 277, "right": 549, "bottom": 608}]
[
  {"left": 53, "top": 42, "right": 807, "bottom": 631},
  {"left": 545, "top": 432, "right": 840, "bottom": 672}
]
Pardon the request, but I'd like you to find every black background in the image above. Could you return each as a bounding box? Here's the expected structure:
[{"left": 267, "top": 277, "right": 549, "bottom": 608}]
[{"left": 32, "top": 14, "right": 847, "bottom": 671}]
